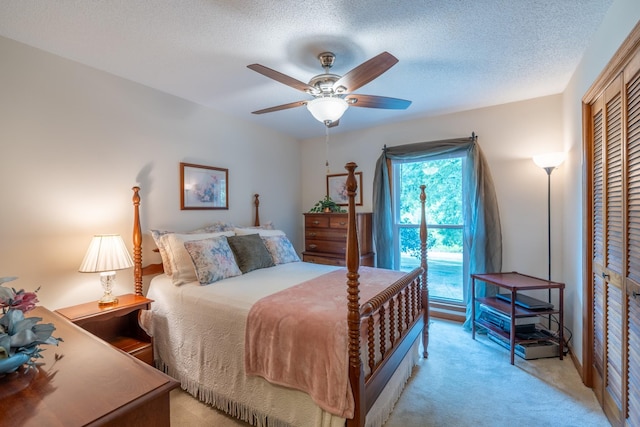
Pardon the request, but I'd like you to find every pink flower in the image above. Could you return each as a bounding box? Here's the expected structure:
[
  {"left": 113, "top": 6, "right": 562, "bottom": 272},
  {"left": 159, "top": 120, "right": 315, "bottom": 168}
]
[{"left": 10, "top": 290, "right": 39, "bottom": 313}]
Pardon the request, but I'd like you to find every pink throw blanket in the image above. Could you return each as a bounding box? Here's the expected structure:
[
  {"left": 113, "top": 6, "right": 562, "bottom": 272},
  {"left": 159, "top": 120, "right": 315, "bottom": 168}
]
[{"left": 244, "top": 266, "right": 405, "bottom": 418}]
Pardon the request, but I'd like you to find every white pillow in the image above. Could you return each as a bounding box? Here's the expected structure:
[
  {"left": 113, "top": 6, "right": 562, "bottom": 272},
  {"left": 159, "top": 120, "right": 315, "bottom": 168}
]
[
  {"left": 234, "top": 228, "right": 285, "bottom": 237},
  {"left": 159, "top": 231, "right": 234, "bottom": 286}
]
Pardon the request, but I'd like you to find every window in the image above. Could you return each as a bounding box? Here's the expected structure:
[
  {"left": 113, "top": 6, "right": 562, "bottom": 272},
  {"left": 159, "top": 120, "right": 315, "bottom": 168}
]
[{"left": 392, "top": 156, "right": 466, "bottom": 303}]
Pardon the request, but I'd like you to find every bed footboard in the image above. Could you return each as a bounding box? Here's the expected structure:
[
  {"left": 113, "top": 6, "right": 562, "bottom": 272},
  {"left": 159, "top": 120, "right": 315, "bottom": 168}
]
[
  {"left": 360, "top": 267, "right": 424, "bottom": 411},
  {"left": 344, "top": 163, "right": 428, "bottom": 427}
]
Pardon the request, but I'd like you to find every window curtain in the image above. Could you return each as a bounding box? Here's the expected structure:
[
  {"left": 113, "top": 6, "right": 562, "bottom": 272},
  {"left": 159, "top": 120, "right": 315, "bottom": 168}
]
[{"left": 372, "top": 135, "right": 502, "bottom": 328}]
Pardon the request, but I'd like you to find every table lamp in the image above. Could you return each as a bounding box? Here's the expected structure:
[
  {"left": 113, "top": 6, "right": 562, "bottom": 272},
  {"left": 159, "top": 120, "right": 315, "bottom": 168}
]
[{"left": 79, "top": 234, "right": 134, "bottom": 306}]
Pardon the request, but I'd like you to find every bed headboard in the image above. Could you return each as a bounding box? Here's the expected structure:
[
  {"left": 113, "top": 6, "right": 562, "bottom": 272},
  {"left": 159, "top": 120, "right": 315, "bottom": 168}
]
[{"left": 130, "top": 187, "right": 262, "bottom": 295}]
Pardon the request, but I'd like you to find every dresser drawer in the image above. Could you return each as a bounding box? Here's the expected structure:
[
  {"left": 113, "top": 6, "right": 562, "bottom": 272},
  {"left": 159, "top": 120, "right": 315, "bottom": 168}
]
[
  {"left": 305, "top": 228, "right": 348, "bottom": 241},
  {"left": 305, "top": 240, "right": 346, "bottom": 254},
  {"left": 303, "top": 253, "right": 346, "bottom": 266},
  {"left": 305, "top": 215, "right": 330, "bottom": 228},
  {"left": 329, "top": 216, "right": 349, "bottom": 229}
]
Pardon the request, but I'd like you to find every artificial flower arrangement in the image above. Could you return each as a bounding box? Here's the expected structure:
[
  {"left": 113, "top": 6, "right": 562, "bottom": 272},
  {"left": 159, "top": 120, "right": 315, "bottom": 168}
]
[{"left": 0, "top": 277, "right": 61, "bottom": 374}]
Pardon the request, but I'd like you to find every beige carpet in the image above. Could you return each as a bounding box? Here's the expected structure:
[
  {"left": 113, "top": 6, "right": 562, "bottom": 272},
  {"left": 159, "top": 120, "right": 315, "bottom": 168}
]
[{"left": 169, "top": 319, "right": 610, "bottom": 427}]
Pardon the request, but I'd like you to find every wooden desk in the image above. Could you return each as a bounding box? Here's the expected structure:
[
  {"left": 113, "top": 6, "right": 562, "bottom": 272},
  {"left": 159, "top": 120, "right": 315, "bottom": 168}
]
[
  {"left": 0, "top": 307, "right": 178, "bottom": 426},
  {"left": 471, "top": 272, "right": 564, "bottom": 365}
]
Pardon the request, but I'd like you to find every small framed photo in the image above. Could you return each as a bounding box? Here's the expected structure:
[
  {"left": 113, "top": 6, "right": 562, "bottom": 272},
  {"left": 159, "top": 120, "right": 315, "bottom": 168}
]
[
  {"left": 326, "top": 172, "right": 363, "bottom": 206},
  {"left": 180, "top": 162, "right": 228, "bottom": 210}
]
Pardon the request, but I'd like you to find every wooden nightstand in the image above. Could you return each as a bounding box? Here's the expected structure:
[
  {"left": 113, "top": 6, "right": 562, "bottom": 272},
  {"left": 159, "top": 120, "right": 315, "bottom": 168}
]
[{"left": 56, "top": 294, "right": 154, "bottom": 365}]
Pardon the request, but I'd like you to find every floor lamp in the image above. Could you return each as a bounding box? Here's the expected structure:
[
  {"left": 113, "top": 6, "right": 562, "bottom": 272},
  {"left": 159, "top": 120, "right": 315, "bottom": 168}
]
[{"left": 533, "top": 152, "right": 565, "bottom": 328}]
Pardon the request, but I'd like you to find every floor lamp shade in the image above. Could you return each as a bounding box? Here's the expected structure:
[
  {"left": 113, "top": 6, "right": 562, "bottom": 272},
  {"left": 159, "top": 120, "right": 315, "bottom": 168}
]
[
  {"left": 79, "top": 234, "right": 134, "bottom": 305},
  {"left": 533, "top": 152, "right": 565, "bottom": 170}
]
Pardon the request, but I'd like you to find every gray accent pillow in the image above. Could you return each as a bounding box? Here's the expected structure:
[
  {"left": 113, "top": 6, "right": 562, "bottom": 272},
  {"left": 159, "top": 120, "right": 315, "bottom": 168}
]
[{"left": 227, "top": 233, "right": 275, "bottom": 273}]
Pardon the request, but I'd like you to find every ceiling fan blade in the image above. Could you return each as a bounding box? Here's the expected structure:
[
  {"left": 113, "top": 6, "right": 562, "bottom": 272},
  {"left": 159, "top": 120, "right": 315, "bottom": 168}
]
[
  {"left": 346, "top": 94, "right": 411, "bottom": 109},
  {"left": 251, "top": 100, "right": 307, "bottom": 115},
  {"left": 332, "top": 52, "right": 399, "bottom": 93},
  {"left": 248, "top": 64, "right": 316, "bottom": 93}
]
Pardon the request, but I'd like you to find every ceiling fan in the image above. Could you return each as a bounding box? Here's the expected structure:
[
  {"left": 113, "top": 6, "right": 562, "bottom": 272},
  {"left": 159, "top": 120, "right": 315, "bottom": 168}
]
[{"left": 247, "top": 51, "right": 411, "bottom": 127}]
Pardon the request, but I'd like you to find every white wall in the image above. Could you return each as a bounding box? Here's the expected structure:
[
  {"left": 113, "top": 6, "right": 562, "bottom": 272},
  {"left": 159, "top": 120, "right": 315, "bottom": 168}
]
[
  {"left": 300, "top": 95, "right": 565, "bottom": 322},
  {"left": 562, "top": 0, "right": 640, "bottom": 366},
  {"left": 0, "top": 36, "right": 301, "bottom": 309}
]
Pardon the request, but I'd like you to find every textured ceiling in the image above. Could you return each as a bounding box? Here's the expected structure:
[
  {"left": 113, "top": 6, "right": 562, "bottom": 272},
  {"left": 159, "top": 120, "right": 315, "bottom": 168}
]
[{"left": 0, "top": 0, "right": 614, "bottom": 140}]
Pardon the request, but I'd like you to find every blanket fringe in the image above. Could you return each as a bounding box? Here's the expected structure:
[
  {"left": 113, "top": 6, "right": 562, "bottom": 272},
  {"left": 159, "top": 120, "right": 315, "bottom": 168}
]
[
  {"left": 156, "top": 359, "right": 292, "bottom": 427},
  {"left": 365, "top": 338, "right": 421, "bottom": 427}
]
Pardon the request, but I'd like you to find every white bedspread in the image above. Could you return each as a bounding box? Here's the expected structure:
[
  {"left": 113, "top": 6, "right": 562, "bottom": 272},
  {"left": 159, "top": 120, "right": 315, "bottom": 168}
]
[
  {"left": 147, "top": 262, "right": 347, "bottom": 427},
  {"left": 145, "top": 261, "right": 420, "bottom": 427}
]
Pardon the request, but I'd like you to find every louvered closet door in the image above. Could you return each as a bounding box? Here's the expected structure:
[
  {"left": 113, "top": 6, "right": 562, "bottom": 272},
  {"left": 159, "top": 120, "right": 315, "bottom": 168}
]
[
  {"left": 586, "top": 24, "right": 640, "bottom": 427},
  {"left": 591, "top": 74, "right": 625, "bottom": 425},
  {"left": 589, "top": 45, "right": 640, "bottom": 427},
  {"left": 625, "top": 54, "right": 640, "bottom": 427}
]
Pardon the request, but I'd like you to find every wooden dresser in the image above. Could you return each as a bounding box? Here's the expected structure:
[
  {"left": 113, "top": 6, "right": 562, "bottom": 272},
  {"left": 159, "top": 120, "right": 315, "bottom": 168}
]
[
  {"left": 302, "top": 212, "right": 375, "bottom": 266},
  {"left": 0, "top": 306, "right": 178, "bottom": 427}
]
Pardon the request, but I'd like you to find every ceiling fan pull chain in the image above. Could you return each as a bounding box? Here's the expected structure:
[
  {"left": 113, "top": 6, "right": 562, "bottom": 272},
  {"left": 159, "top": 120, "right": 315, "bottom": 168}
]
[{"left": 325, "top": 126, "right": 330, "bottom": 174}]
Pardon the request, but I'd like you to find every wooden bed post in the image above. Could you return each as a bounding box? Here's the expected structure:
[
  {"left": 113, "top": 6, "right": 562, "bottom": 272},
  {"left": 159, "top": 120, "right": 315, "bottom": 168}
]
[
  {"left": 345, "top": 162, "right": 365, "bottom": 427},
  {"left": 254, "top": 194, "right": 260, "bottom": 227},
  {"left": 420, "top": 185, "right": 429, "bottom": 358},
  {"left": 132, "top": 186, "right": 143, "bottom": 296}
]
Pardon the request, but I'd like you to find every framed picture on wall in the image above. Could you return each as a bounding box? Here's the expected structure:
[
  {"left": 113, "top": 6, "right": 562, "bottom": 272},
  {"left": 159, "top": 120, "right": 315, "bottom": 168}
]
[
  {"left": 326, "top": 172, "right": 363, "bottom": 206},
  {"left": 180, "top": 162, "right": 229, "bottom": 210}
]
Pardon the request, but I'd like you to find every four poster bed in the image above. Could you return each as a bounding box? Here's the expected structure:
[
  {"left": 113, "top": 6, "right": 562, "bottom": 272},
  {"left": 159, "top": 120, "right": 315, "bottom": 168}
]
[{"left": 131, "top": 162, "right": 429, "bottom": 427}]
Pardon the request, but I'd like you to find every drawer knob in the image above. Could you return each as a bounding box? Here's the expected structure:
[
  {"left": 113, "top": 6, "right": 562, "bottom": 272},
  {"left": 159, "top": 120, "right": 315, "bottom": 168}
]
[
  {"left": 313, "top": 220, "right": 320, "bottom": 225},
  {"left": 309, "top": 232, "right": 317, "bottom": 237},
  {"left": 308, "top": 244, "right": 317, "bottom": 249},
  {"left": 339, "top": 221, "right": 346, "bottom": 226}
]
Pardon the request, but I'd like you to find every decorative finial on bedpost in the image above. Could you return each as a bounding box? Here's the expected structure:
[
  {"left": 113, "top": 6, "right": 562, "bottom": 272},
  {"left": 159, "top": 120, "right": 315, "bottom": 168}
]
[
  {"left": 419, "top": 184, "right": 429, "bottom": 358},
  {"left": 132, "top": 186, "right": 143, "bottom": 296},
  {"left": 254, "top": 194, "right": 260, "bottom": 227}
]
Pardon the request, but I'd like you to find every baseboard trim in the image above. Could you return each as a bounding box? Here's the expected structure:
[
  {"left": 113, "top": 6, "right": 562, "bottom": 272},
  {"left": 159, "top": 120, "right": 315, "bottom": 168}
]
[
  {"left": 430, "top": 301, "right": 465, "bottom": 323},
  {"left": 567, "top": 341, "right": 585, "bottom": 384}
]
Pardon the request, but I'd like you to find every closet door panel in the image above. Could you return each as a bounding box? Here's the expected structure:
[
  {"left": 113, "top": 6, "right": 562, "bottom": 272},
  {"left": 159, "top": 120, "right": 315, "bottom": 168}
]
[
  {"left": 605, "top": 82, "right": 625, "bottom": 419},
  {"left": 625, "top": 57, "right": 640, "bottom": 427},
  {"left": 628, "top": 300, "right": 640, "bottom": 426},
  {"left": 606, "top": 286, "right": 624, "bottom": 408},
  {"left": 592, "top": 99, "right": 606, "bottom": 388}
]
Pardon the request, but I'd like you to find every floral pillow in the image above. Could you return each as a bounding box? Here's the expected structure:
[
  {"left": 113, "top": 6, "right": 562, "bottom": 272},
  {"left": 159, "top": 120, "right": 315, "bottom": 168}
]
[
  {"left": 160, "top": 231, "right": 235, "bottom": 285},
  {"left": 261, "top": 235, "right": 300, "bottom": 265},
  {"left": 184, "top": 236, "right": 242, "bottom": 285}
]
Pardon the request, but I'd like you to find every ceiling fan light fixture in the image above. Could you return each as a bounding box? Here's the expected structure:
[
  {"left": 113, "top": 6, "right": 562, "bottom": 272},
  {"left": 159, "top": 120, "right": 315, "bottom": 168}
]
[{"left": 306, "top": 97, "right": 348, "bottom": 125}]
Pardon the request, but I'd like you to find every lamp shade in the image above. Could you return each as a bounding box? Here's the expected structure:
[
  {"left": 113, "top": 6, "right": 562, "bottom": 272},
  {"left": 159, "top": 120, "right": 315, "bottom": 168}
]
[
  {"left": 533, "top": 152, "right": 566, "bottom": 169},
  {"left": 79, "top": 234, "right": 134, "bottom": 273},
  {"left": 306, "top": 97, "right": 348, "bottom": 124}
]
